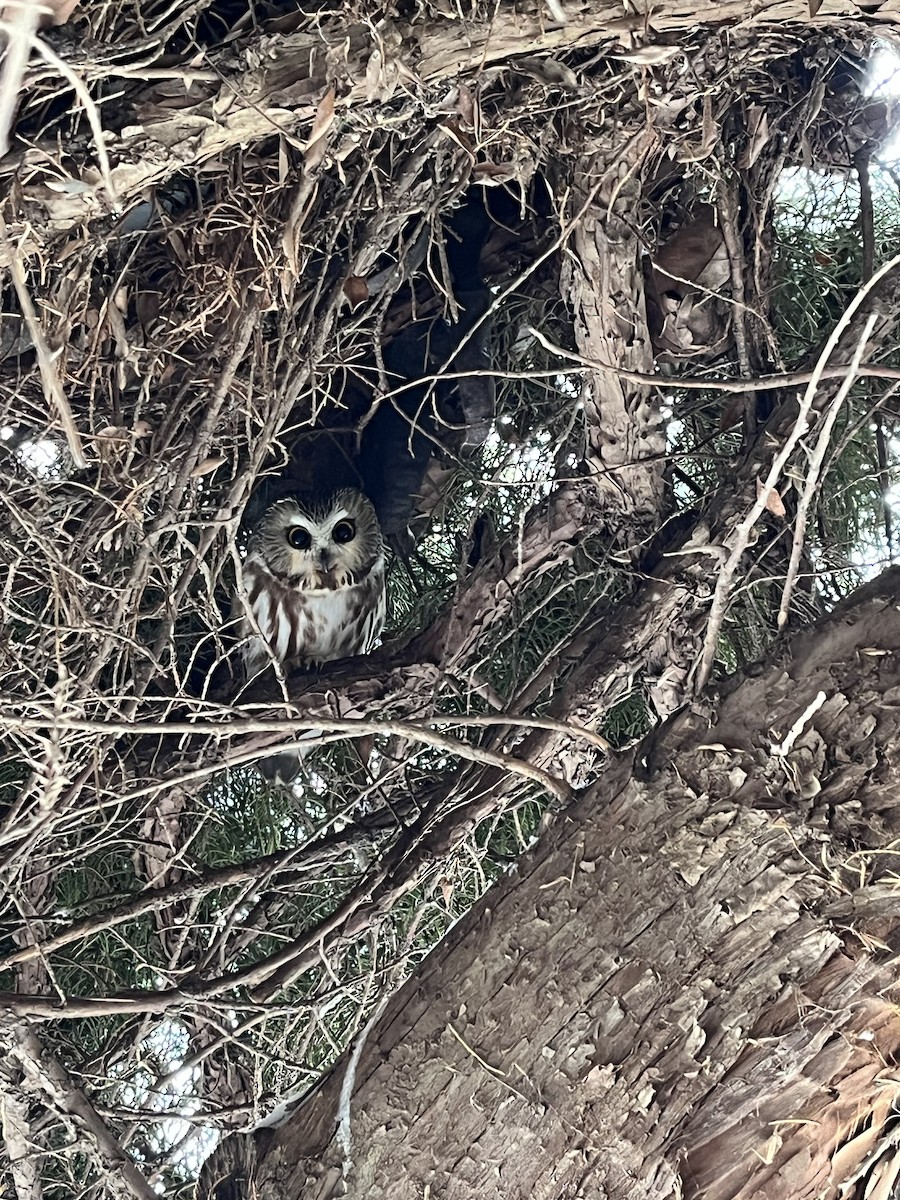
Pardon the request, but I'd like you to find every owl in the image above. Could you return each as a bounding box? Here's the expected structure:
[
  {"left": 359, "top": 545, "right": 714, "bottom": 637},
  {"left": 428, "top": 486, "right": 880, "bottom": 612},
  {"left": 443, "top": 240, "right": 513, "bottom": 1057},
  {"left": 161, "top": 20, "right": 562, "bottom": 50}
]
[
  {"left": 236, "top": 488, "right": 386, "bottom": 776},
  {"left": 239, "top": 487, "right": 386, "bottom": 675}
]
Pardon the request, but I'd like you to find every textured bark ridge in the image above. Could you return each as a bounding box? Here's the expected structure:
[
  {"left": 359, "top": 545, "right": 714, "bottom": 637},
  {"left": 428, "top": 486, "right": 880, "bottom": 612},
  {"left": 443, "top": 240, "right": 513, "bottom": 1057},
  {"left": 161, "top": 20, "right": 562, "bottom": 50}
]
[
  {"left": 563, "top": 142, "right": 665, "bottom": 535},
  {"left": 232, "top": 570, "right": 900, "bottom": 1200}
]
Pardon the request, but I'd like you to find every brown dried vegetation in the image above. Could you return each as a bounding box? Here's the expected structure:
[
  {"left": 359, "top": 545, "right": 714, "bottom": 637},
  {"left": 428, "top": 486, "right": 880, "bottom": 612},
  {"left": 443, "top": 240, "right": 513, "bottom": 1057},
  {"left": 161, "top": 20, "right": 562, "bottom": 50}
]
[{"left": 1, "top": 1, "right": 900, "bottom": 1197}]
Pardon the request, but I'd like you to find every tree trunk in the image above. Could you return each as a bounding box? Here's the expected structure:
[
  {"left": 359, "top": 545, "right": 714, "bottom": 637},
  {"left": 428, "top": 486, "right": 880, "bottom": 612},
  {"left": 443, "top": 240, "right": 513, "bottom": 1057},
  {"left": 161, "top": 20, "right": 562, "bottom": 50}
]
[{"left": 212, "top": 569, "right": 900, "bottom": 1200}]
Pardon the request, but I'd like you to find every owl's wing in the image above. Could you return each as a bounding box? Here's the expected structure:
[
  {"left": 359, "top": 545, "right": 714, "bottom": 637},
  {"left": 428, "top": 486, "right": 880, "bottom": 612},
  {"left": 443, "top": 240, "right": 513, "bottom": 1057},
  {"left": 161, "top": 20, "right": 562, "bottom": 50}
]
[{"left": 356, "top": 564, "right": 388, "bottom": 654}]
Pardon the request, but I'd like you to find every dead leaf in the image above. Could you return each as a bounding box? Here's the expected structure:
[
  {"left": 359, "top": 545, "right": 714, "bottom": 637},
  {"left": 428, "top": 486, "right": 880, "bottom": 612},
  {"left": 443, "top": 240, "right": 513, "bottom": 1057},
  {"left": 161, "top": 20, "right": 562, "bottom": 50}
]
[
  {"left": 191, "top": 456, "right": 225, "bottom": 479},
  {"left": 44, "top": 179, "right": 94, "bottom": 195},
  {"left": 166, "top": 229, "right": 189, "bottom": 265},
  {"left": 104, "top": 296, "right": 130, "bottom": 360},
  {"left": 513, "top": 56, "right": 579, "bottom": 90},
  {"left": 56, "top": 238, "right": 86, "bottom": 263},
  {"left": 701, "top": 92, "right": 716, "bottom": 153},
  {"left": 365, "top": 47, "right": 384, "bottom": 103},
  {"left": 212, "top": 89, "right": 239, "bottom": 117},
  {"left": 135, "top": 290, "right": 160, "bottom": 333},
  {"left": 95, "top": 425, "right": 129, "bottom": 442},
  {"left": 439, "top": 119, "right": 474, "bottom": 155},
  {"left": 457, "top": 83, "right": 475, "bottom": 128},
  {"left": 342, "top": 275, "right": 369, "bottom": 308},
  {"left": 473, "top": 160, "right": 517, "bottom": 180},
  {"left": 757, "top": 476, "right": 786, "bottom": 517},
  {"left": 612, "top": 45, "right": 681, "bottom": 66},
  {"left": 677, "top": 92, "right": 719, "bottom": 163},
  {"left": 303, "top": 88, "right": 335, "bottom": 167},
  {"left": 738, "top": 105, "right": 769, "bottom": 169}
]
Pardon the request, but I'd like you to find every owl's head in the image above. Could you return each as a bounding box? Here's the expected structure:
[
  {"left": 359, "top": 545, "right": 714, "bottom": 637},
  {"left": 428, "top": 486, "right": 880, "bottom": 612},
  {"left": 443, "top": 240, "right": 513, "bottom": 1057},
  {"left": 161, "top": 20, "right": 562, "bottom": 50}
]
[{"left": 250, "top": 488, "right": 384, "bottom": 589}]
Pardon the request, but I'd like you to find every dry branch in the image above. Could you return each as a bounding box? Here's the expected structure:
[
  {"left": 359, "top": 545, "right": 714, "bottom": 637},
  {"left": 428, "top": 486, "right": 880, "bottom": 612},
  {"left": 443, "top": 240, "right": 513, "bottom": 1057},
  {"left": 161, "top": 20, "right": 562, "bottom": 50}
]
[
  {"left": 7, "top": 1027, "right": 158, "bottom": 1200},
  {"left": 0, "top": 1, "right": 884, "bottom": 250}
]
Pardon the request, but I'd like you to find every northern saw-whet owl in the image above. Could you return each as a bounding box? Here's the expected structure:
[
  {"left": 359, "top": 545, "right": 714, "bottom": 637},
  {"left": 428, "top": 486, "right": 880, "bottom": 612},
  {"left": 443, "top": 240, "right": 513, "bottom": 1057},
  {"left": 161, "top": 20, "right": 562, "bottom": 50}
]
[{"left": 237, "top": 488, "right": 386, "bottom": 777}]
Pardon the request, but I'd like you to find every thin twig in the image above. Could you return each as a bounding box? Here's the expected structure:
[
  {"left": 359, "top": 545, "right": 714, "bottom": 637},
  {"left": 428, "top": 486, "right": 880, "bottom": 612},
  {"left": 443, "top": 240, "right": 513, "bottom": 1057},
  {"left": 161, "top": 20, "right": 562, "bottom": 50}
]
[
  {"left": 0, "top": 216, "right": 87, "bottom": 467},
  {"left": 856, "top": 150, "right": 893, "bottom": 560},
  {"left": 0, "top": 990, "right": 278, "bottom": 1019},
  {"left": 526, "top": 325, "right": 900, "bottom": 391},
  {"left": 0, "top": 21, "right": 119, "bottom": 205},
  {"left": 857, "top": 150, "right": 875, "bottom": 285},
  {"left": 0, "top": 0, "right": 40, "bottom": 157},
  {"left": 0, "top": 710, "right": 612, "bottom": 750},
  {"left": 718, "top": 184, "right": 752, "bottom": 377},
  {"left": 9, "top": 1028, "right": 158, "bottom": 1200},
  {"left": 0, "top": 846, "right": 341, "bottom": 969},
  {"left": 777, "top": 313, "right": 878, "bottom": 628},
  {"left": 693, "top": 249, "right": 900, "bottom": 692}
]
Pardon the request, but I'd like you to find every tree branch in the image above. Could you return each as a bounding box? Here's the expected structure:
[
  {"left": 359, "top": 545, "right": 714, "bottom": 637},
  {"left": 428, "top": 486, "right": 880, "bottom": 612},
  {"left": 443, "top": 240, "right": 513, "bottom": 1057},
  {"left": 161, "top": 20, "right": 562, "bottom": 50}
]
[{"left": 6, "top": 1027, "right": 158, "bottom": 1200}]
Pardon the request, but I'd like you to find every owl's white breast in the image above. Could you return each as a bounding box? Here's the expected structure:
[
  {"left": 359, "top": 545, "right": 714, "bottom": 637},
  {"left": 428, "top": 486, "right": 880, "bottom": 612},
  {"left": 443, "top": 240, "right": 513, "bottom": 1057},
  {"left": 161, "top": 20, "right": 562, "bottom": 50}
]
[{"left": 239, "top": 554, "right": 386, "bottom": 679}]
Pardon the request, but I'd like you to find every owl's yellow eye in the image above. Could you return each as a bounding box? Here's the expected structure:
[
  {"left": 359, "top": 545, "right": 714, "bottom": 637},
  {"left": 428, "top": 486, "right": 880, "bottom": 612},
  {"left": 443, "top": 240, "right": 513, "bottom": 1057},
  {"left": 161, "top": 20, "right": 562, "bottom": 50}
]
[
  {"left": 333, "top": 520, "right": 356, "bottom": 545},
  {"left": 287, "top": 526, "right": 312, "bottom": 550}
]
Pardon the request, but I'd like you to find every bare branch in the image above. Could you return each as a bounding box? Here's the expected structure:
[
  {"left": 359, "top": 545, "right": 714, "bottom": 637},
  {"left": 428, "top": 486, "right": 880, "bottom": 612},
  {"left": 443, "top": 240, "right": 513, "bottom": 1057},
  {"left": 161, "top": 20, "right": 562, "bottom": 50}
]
[{"left": 7, "top": 1027, "right": 158, "bottom": 1200}]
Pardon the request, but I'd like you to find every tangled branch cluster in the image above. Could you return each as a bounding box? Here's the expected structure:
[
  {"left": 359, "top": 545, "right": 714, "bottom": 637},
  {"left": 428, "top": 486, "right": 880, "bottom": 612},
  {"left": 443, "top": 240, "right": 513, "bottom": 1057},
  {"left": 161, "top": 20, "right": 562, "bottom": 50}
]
[{"left": 0, "top": 2, "right": 892, "bottom": 1193}]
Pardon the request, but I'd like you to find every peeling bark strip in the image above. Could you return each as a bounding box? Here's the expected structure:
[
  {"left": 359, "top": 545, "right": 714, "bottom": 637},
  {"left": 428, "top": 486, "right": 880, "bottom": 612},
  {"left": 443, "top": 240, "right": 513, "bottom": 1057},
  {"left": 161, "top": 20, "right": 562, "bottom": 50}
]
[
  {"left": 219, "top": 570, "right": 900, "bottom": 1200},
  {"left": 3, "top": 0, "right": 891, "bottom": 245},
  {"left": 562, "top": 140, "right": 665, "bottom": 533}
]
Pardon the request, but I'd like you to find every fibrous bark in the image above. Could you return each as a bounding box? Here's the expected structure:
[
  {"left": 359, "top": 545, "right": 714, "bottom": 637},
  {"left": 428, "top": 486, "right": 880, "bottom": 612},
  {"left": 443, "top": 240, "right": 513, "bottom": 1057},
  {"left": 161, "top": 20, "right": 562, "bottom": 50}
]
[
  {"left": 220, "top": 569, "right": 900, "bottom": 1200},
  {"left": 6, "top": 0, "right": 896, "bottom": 251}
]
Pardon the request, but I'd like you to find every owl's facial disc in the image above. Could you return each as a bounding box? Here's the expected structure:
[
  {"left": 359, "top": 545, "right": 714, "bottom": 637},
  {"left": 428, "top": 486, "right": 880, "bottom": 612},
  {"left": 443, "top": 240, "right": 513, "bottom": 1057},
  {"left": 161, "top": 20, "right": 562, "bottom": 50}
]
[
  {"left": 253, "top": 490, "right": 382, "bottom": 589},
  {"left": 284, "top": 513, "right": 352, "bottom": 577}
]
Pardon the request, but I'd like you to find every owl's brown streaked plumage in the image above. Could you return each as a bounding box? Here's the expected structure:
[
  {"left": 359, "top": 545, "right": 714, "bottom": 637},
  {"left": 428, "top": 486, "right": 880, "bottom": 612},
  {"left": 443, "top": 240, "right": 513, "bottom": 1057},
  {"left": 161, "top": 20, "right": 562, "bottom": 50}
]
[
  {"left": 236, "top": 489, "right": 386, "bottom": 780},
  {"left": 239, "top": 488, "right": 386, "bottom": 678}
]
